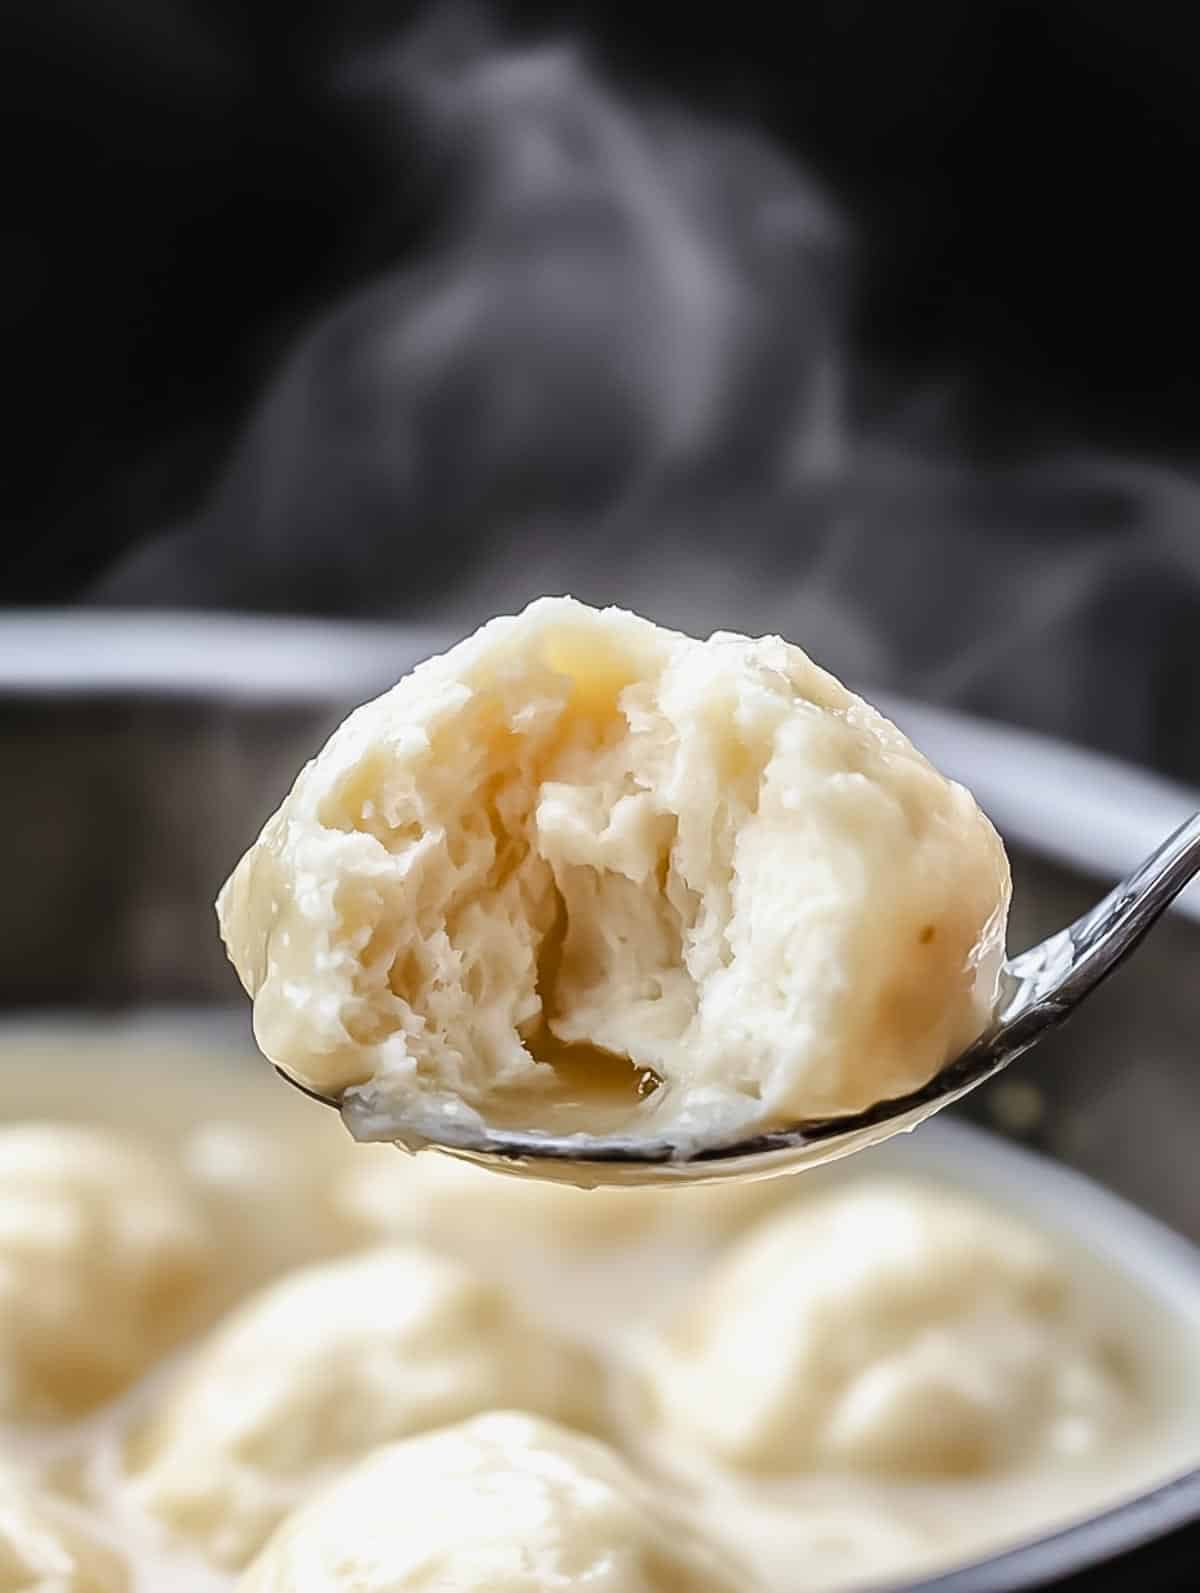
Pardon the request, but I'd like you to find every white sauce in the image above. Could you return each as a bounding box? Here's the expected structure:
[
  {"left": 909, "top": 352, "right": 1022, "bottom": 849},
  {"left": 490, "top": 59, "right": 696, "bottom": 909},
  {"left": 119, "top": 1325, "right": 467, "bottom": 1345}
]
[{"left": 2, "top": 1021, "right": 1199, "bottom": 1592}]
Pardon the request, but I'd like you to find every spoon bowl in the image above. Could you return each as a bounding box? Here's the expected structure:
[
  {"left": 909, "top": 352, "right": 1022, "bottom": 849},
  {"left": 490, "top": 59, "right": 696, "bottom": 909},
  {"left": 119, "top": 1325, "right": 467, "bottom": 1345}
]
[{"left": 278, "top": 811, "right": 1200, "bottom": 1185}]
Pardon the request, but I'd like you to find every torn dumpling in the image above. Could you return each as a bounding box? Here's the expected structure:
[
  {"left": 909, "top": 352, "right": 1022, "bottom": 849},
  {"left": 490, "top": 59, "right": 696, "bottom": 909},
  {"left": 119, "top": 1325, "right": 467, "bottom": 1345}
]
[{"left": 218, "top": 597, "right": 1010, "bottom": 1144}]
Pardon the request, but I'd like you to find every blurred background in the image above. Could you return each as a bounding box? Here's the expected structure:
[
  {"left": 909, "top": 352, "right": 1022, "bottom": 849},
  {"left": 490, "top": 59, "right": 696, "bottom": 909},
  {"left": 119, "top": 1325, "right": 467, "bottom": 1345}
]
[{"left": 6, "top": 0, "right": 1200, "bottom": 778}]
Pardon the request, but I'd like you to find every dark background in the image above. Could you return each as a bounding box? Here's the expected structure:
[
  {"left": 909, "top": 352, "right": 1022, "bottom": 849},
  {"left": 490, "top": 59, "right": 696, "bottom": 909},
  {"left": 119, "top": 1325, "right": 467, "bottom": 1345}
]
[{"left": 5, "top": 0, "right": 1200, "bottom": 774}]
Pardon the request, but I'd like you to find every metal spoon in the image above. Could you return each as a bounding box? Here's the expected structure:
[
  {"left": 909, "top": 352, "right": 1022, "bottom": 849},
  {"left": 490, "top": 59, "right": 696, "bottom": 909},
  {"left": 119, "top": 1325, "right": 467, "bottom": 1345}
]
[{"left": 280, "top": 812, "right": 1200, "bottom": 1186}]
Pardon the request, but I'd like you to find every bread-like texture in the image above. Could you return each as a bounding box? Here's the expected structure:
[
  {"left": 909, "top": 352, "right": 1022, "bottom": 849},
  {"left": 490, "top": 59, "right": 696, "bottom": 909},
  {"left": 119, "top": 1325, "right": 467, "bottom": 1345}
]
[
  {"left": 125, "top": 1246, "right": 603, "bottom": 1569},
  {"left": 0, "top": 1125, "right": 214, "bottom": 1420},
  {"left": 0, "top": 1486, "right": 128, "bottom": 1592},
  {"left": 642, "top": 1178, "right": 1135, "bottom": 1475},
  {"left": 219, "top": 596, "right": 1009, "bottom": 1140},
  {"left": 237, "top": 1411, "right": 758, "bottom": 1593}
]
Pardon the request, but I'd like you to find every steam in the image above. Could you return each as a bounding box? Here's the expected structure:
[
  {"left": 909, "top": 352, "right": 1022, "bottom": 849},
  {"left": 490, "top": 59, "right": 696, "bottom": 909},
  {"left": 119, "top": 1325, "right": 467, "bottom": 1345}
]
[
  {"left": 92, "top": 7, "right": 1200, "bottom": 784},
  {"left": 93, "top": 11, "right": 846, "bottom": 619}
]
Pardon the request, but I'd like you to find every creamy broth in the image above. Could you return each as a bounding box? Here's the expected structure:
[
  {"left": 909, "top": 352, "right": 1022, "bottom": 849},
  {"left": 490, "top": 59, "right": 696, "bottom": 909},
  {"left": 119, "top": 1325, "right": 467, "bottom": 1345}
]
[{"left": 2, "top": 1023, "right": 1200, "bottom": 1592}]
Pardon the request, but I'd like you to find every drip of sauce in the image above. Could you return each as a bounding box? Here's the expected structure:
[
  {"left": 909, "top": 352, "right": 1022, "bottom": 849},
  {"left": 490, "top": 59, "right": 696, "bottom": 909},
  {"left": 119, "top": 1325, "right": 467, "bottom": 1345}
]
[{"left": 495, "top": 1025, "right": 662, "bottom": 1133}]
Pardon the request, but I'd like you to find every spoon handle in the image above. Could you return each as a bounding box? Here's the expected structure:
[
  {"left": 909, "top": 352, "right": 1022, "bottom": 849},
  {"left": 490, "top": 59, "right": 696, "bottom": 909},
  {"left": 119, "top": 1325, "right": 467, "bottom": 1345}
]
[{"left": 1004, "top": 810, "right": 1200, "bottom": 1018}]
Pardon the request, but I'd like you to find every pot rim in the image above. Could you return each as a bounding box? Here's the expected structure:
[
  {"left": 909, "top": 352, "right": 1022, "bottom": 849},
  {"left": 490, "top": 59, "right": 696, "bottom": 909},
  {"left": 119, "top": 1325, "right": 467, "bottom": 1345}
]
[{"left": 3, "top": 607, "right": 1196, "bottom": 918}]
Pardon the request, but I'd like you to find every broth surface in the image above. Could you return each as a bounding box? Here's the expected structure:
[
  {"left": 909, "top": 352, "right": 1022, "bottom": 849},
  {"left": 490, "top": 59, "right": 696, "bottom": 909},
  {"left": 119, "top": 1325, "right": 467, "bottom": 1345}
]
[{"left": 2, "top": 1022, "right": 1199, "bottom": 1592}]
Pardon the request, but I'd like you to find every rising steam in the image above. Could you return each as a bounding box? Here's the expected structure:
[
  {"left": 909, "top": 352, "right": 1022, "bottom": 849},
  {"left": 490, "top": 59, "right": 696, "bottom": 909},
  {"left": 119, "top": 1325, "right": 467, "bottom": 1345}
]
[{"left": 93, "top": 6, "right": 1200, "bottom": 784}]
